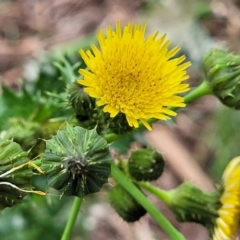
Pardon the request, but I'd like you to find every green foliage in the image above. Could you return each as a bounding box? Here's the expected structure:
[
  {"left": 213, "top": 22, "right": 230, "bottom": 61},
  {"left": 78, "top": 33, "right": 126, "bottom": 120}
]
[
  {"left": 0, "top": 85, "right": 38, "bottom": 130},
  {"left": 0, "top": 139, "right": 36, "bottom": 209},
  {"left": 23, "top": 34, "right": 97, "bottom": 97},
  {"left": 0, "top": 194, "right": 70, "bottom": 240},
  {"left": 0, "top": 83, "right": 71, "bottom": 157},
  {"left": 0, "top": 34, "right": 105, "bottom": 238}
]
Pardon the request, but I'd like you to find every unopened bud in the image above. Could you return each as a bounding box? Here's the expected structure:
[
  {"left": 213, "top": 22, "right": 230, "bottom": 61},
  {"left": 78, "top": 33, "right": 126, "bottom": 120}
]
[
  {"left": 204, "top": 48, "right": 240, "bottom": 109},
  {"left": 109, "top": 184, "right": 146, "bottom": 222},
  {"left": 128, "top": 149, "right": 165, "bottom": 181}
]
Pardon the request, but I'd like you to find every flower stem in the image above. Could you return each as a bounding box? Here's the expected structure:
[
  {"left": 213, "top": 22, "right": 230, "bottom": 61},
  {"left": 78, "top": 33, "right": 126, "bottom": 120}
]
[
  {"left": 136, "top": 181, "right": 173, "bottom": 205},
  {"left": 184, "top": 80, "right": 212, "bottom": 104},
  {"left": 111, "top": 164, "right": 186, "bottom": 240},
  {"left": 61, "top": 197, "right": 83, "bottom": 240},
  {"left": 160, "top": 80, "right": 212, "bottom": 115}
]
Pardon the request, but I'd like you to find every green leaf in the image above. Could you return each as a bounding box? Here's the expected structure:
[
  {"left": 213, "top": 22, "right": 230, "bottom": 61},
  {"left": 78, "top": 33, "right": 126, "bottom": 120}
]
[
  {"left": 0, "top": 84, "right": 37, "bottom": 130},
  {"left": 0, "top": 139, "right": 35, "bottom": 209},
  {"left": 24, "top": 34, "right": 97, "bottom": 96}
]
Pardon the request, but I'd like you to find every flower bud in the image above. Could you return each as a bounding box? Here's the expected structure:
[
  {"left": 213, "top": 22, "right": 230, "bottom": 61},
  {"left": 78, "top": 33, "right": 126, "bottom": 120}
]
[
  {"left": 204, "top": 48, "right": 240, "bottom": 109},
  {"left": 67, "top": 82, "right": 97, "bottom": 128},
  {"left": 168, "top": 182, "right": 220, "bottom": 229},
  {"left": 128, "top": 149, "right": 165, "bottom": 181},
  {"left": 41, "top": 125, "right": 112, "bottom": 197},
  {"left": 163, "top": 157, "right": 240, "bottom": 239},
  {"left": 109, "top": 184, "right": 146, "bottom": 222}
]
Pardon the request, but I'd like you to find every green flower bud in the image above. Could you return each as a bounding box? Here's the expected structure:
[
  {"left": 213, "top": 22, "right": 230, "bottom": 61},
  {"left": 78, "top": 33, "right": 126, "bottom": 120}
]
[
  {"left": 109, "top": 184, "right": 146, "bottom": 222},
  {"left": 0, "top": 139, "right": 45, "bottom": 209},
  {"left": 41, "top": 125, "right": 112, "bottom": 197},
  {"left": 128, "top": 149, "right": 165, "bottom": 181},
  {"left": 204, "top": 48, "right": 240, "bottom": 109},
  {"left": 1, "top": 118, "right": 40, "bottom": 151},
  {"left": 168, "top": 182, "right": 220, "bottom": 230}
]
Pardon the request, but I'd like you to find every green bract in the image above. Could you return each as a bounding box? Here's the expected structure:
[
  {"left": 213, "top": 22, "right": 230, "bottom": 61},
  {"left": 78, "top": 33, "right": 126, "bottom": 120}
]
[
  {"left": 168, "top": 182, "right": 220, "bottom": 231},
  {"left": 109, "top": 184, "right": 146, "bottom": 222},
  {"left": 128, "top": 148, "right": 165, "bottom": 181},
  {"left": 67, "top": 82, "right": 132, "bottom": 134},
  {"left": 0, "top": 139, "right": 36, "bottom": 209},
  {"left": 67, "top": 82, "right": 97, "bottom": 129},
  {"left": 204, "top": 48, "right": 240, "bottom": 109},
  {"left": 41, "top": 125, "right": 112, "bottom": 197}
]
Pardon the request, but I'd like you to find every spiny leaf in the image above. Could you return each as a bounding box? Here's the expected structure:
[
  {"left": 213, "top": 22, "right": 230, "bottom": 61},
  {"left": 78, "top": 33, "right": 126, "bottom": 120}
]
[
  {"left": 0, "top": 139, "right": 43, "bottom": 209},
  {"left": 0, "top": 84, "right": 37, "bottom": 130}
]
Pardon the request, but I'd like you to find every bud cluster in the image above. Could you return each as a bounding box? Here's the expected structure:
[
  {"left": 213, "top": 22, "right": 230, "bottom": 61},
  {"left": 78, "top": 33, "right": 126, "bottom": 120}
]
[{"left": 110, "top": 148, "right": 165, "bottom": 222}]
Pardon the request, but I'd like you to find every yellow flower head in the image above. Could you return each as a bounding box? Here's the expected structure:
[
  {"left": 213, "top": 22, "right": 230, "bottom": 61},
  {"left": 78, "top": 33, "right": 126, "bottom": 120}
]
[
  {"left": 78, "top": 21, "right": 191, "bottom": 130},
  {"left": 213, "top": 157, "right": 240, "bottom": 240}
]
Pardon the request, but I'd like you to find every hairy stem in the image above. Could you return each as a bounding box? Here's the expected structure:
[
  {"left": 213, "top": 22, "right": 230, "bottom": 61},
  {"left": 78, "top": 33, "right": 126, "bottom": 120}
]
[{"left": 136, "top": 181, "right": 173, "bottom": 205}]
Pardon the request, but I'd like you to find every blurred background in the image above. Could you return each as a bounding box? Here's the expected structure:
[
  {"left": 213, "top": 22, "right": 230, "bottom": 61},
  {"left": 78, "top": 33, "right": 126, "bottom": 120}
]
[{"left": 1, "top": 0, "right": 240, "bottom": 239}]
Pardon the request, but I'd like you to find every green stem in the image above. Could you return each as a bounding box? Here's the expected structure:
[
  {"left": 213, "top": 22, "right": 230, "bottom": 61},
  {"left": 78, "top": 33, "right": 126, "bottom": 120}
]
[
  {"left": 184, "top": 80, "right": 212, "bottom": 104},
  {"left": 32, "top": 159, "right": 42, "bottom": 167},
  {"left": 111, "top": 164, "right": 186, "bottom": 240},
  {"left": 104, "top": 132, "right": 121, "bottom": 143},
  {"left": 104, "top": 80, "right": 212, "bottom": 143},
  {"left": 136, "top": 181, "right": 173, "bottom": 205},
  {"left": 61, "top": 197, "right": 83, "bottom": 240}
]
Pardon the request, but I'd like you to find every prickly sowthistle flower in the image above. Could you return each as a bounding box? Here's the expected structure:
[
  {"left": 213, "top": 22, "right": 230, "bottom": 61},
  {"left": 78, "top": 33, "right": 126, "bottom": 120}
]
[
  {"left": 212, "top": 157, "right": 240, "bottom": 240},
  {"left": 78, "top": 21, "right": 191, "bottom": 130},
  {"left": 167, "top": 157, "right": 240, "bottom": 240}
]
